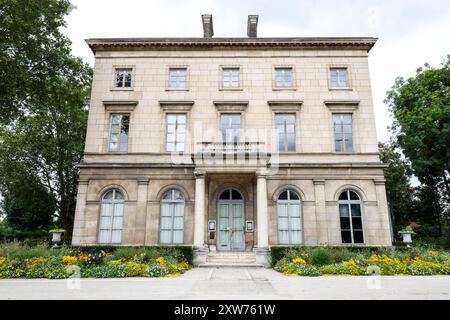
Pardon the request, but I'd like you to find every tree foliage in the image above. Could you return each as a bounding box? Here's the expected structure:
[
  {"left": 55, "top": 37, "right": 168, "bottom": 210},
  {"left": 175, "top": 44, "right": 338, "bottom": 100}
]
[
  {"left": 378, "top": 142, "right": 414, "bottom": 228},
  {"left": 0, "top": 0, "right": 92, "bottom": 236},
  {"left": 386, "top": 56, "right": 450, "bottom": 196},
  {"left": 385, "top": 56, "right": 450, "bottom": 228}
]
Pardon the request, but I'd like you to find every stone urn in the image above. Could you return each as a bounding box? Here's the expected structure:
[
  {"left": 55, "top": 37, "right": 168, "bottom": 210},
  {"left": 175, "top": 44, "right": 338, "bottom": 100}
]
[
  {"left": 49, "top": 229, "right": 65, "bottom": 248},
  {"left": 399, "top": 226, "right": 415, "bottom": 247}
]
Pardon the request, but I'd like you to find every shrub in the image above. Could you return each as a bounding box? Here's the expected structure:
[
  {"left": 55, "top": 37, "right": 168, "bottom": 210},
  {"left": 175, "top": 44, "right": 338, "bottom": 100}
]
[
  {"left": 8, "top": 243, "right": 50, "bottom": 260},
  {"left": 112, "top": 247, "right": 142, "bottom": 261},
  {"left": 310, "top": 248, "right": 333, "bottom": 266}
]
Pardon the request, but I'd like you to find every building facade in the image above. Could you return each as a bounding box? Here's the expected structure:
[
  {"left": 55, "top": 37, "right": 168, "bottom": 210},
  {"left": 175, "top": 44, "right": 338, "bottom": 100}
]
[{"left": 72, "top": 15, "right": 392, "bottom": 266}]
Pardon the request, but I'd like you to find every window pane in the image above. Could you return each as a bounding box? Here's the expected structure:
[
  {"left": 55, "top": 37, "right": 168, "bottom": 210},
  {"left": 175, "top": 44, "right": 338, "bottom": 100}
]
[
  {"left": 162, "top": 191, "right": 172, "bottom": 201},
  {"left": 350, "top": 204, "right": 361, "bottom": 217},
  {"left": 278, "top": 191, "right": 288, "bottom": 200},
  {"left": 274, "top": 68, "right": 293, "bottom": 87},
  {"left": 287, "top": 133, "right": 296, "bottom": 151},
  {"left": 219, "top": 189, "right": 230, "bottom": 200},
  {"left": 169, "top": 69, "right": 187, "bottom": 88},
  {"left": 290, "top": 231, "right": 302, "bottom": 244},
  {"left": 341, "top": 231, "right": 352, "bottom": 243},
  {"left": 353, "top": 231, "right": 364, "bottom": 243},
  {"left": 277, "top": 204, "right": 288, "bottom": 218},
  {"left": 339, "top": 191, "right": 348, "bottom": 201},
  {"left": 339, "top": 204, "right": 350, "bottom": 217},
  {"left": 340, "top": 217, "right": 351, "bottom": 230},
  {"left": 352, "top": 217, "right": 363, "bottom": 230},
  {"left": 114, "top": 190, "right": 124, "bottom": 201},
  {"left": 289, "top": 203, "right": 301, "bottom": 218},
  {"left": 103, "top": 190, "right": 114, "bottom": 200},
  {"left": 173, "top": 190, "right": 184, "bottom": 201},
  {"left": 349, "top": 191, "right": 360, "bottom": 200},
  {"left": 231, "top": 189, "right": 243, "bottom": 200},
  {"left": 115, "top": 72, "right": 124, "bottom": 87},
  {"left": 172, "top": 230, "right": 183, "bottom": 244},
  {"left": 177, "top": 114, "right": 186, "bottom": 124},
  {"left": 289, "top": 190, "right": 299, "bottom": 200}
]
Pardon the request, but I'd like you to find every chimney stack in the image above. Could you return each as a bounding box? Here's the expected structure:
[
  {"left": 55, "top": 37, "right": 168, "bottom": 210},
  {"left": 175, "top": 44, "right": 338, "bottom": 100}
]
[
  {"left": 202, "top": 14, "right": 214, "bottom": 38},
  {"left": 247, "top": 15, "right": 258, "bottom": 38}
]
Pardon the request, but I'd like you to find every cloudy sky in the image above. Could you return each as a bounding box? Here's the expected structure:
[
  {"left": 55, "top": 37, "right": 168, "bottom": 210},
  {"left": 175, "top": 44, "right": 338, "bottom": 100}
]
[{"left": 66, "top": 0, "right": 450, "bottom": 142}]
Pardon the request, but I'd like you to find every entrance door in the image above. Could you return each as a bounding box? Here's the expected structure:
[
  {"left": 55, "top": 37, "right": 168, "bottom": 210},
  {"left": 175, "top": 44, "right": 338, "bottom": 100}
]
[{"left": 217, "top": 188, "right": 245, "bottom": 251}]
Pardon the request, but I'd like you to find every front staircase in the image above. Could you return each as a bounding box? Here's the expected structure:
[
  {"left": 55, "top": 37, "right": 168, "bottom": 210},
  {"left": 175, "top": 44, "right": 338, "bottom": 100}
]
[{"left": 198, "top": 251, "right": 264, "bottom": 268}]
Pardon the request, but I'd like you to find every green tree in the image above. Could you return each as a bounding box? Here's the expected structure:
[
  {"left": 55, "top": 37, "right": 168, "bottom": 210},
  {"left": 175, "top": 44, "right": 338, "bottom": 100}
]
[
  {"left": 0, "top": 0, "right": 92, "bottom": 237},
  {"left": 385, "top": 56, "right": 450, "bottom": 224},
  {"left": 1, "top": 177, "right": 56, "bottom": 231},
  {"left": 0, "top": 0, "right": 77, "bottom": 124},
  {"left": 378, "top": 142, "right": 415, "bottom": 229}
]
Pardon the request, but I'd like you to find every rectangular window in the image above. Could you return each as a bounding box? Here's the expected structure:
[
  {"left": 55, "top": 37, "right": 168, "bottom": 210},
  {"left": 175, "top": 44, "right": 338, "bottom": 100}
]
[
  {"left": 115, "top": 69, "right": 132, "bottom": 88},
  {"left": 333, "top": 114, "right": 353, "bottom": 152},
  {"left": 221, "top": 114, "right": 241, "bottom": 143},
  {"left": 169, "top": 68, "right": 188, "bottom": 89},
  {"left": 222, "top": 68, "right": 240, "bottom": 88},
  {"left": 166, "top": 114, "right": 186, "bottom": 152},
  {"left": 109, "top": 114, "right": 130, "bottom": 152},
  {"left": 274, "top": 67, "right": 293, "bottom": 88},
  {"left": 330, "top": 68, "right": 348, "bottom": 88},
  {"left": 275, "top": 114, "right": 296, "bottom": 152}
]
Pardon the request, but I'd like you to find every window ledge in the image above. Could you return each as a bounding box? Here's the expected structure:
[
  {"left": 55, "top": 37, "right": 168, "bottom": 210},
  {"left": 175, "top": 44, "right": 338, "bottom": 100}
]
[
  {"left": 110, "top": 87, "right": 134, "bottom": 91},
  {"left": 329, "top": 87, "right": 353, "bottom": 91},
  {"left": 219, "top": 87, "right": 243, "bottom": 91},
  {"left": 272, "top": 87, "right": 297, "bottom": 91},
  {"left": 165, "top": 88, "right": 189, "bottom": 91}
]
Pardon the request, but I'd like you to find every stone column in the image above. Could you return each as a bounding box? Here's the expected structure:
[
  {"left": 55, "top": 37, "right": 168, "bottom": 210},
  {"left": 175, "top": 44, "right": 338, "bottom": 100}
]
[
  {"left": 313, "top": 179, "right": 328, "bottom": 245},
  {"left": 254, "top": 170, "right": 270, "bottom": 267},
  {"left": 374, "top": 179, "right": 392, "bottom": 245},
  {"left": 135, "top": 178, "right": 149, "bottom": 245},
  {"left": 256, "top": 172, "right": 269, "bottom": 248},
  {"left": 193, "top": 171, "right": 208, "bottom": 266},
  {"left": 72, "top": 179, "right": 89, "bottom": 245}
]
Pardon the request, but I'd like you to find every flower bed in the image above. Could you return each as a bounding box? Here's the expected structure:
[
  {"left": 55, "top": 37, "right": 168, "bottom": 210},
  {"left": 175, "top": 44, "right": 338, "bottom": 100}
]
[
  {"left": 273, "top": 246, "right": 450, "bottom": 276},
  {"left": 0, "top": 243, "right": 191, "bottom": 279}
]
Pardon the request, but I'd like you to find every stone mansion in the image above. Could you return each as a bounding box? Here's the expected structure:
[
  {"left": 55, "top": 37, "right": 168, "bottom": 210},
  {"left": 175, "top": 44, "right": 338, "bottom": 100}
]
[{"left": 72, "top": 15, "right": 392, "bottom": 266}]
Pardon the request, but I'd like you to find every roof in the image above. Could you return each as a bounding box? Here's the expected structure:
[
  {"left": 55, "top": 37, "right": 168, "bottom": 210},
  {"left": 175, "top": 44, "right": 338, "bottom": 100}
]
[{"left": 86, "top": 37, "right": 378, "bottom": 53}]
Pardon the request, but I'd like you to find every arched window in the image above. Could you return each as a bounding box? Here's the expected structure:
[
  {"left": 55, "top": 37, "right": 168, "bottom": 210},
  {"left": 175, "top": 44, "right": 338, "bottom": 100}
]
[
  {"left": 277, "top": 189, "right": 302, "bottom": 244},
  {"left": 98, "top": 189, "right": 124, "bottom": 244},
  {"left": 339, "top": 190, "right": 364, "bottom": 244},
  {"left": 160, "top": 189, "right": 185, "bottom": 244}
]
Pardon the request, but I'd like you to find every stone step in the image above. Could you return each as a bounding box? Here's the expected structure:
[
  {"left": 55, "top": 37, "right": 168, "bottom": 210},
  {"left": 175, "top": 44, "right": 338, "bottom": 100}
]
[
  {"left": 198, "top": 262, "right": 265, "bottom": 268},
  {"left": 205, "top": 252, "right": 258, "bottom": 266}
]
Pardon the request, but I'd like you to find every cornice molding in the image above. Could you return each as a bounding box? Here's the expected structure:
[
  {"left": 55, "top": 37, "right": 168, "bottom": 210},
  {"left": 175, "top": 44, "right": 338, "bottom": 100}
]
[
  {"left": 213, "top": 100, "right": 249, "bottom": 112},
  {"left": 324, "top": 100, "right": 360, "bottom": 112},
  {"left": 103, "top": 100, "right": 138, "bottom": 112},
  {"left": 268, "top": 100, "right": 303, "bottom": 112},
  {"left": 159, "top": 100, "right": 194, "bottom": 112},
  {"left": 86, "top": 37, "right": 378, "bottom": 53}
]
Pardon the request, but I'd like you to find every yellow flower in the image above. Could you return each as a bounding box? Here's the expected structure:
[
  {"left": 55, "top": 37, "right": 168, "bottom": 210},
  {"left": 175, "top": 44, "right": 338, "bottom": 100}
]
[
  {"left": 367, "top": 255, "right": 380, "bottom": 263},
  {"left": 77, "top": 255, "right": 90, "bottom": 263},
  {"left": 342, "top": 259, "right": 358, "bottom": 268},
  {"left": 292, "top": 258, "right": 306, "bottom": 265},
  {"left": 29, "top": 257, "right": 49, "bottom": 267},
  {"left": 427, "top": 250, "right": 438, "bottom": 256},
  {"left": 155, "top": 257, "right": 166, "bottom": 265},
  {"left": 0, "top": 256, "right": 7, "bottom": 266},
  {"left": 62, "top": 256, "right": 78, "bottom": 264}
]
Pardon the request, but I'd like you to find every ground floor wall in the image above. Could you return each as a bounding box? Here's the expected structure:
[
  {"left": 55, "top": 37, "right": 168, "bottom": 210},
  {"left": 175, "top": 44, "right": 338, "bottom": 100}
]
[{"left": 72, "top": 166, "right": 393, "bottom": 248}]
